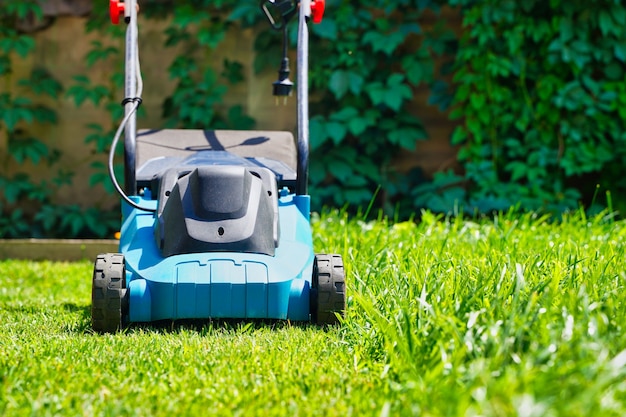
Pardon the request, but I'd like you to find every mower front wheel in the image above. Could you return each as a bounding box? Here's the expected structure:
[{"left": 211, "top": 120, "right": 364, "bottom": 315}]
[
  {"left": 311, "top": 254, "right": 346, "bottom": 325},
  {"left": 91, "top": 253, "right": 128, "bottom": 333}
]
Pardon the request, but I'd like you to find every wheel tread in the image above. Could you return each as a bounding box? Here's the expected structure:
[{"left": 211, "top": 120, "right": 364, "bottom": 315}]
[
  {"left": 311, "top": 253, "right": 346, "bottom": 325},
  {"left": 91, "top": 253, "right": 127, "bottom": 333}
]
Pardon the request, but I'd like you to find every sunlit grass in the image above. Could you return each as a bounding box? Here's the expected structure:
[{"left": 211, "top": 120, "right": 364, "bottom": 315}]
[{"left": 1, "top": 210, "right": 626, "bottom": 416}]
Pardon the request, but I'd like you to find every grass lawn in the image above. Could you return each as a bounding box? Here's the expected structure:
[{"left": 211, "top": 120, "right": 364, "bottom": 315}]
[{"left": 1, "top": 211, "right": 626, "bottom": 416}]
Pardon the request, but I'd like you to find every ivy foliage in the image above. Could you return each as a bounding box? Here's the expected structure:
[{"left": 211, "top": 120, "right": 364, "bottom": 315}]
[
  {"left": 3, "top": 0, "right": 626, "bottom": 238},
  {"left": 303, "top": 0, "right": 453, "bottom": 214},
  {"left": 159, "top": 2, "right": 255, "bottom": 130},
  {"left": 0, "top": 1, "right": 256, "bottom": 238},
  {"left": 422, "top": 0, "right": 626, "bottom": 214},
  {"left": 232, "top": 0, "right": 455, "bottom": 214},
  {"left": 0, "top": 3, "right": 119, "bottom": 238}
]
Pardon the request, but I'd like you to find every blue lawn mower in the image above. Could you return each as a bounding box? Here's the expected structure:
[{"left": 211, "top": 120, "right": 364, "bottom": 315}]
[{"left": 91, "top": 0, "right": 345, "bottom": 332}]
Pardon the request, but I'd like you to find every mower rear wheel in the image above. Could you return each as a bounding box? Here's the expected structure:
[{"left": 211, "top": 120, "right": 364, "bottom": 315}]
[
  {"left": 91, "top": 253, "right": 128, "bottom": 333},
  {"left": 311, "top": 254, "right": 346, "bottom": 325}
]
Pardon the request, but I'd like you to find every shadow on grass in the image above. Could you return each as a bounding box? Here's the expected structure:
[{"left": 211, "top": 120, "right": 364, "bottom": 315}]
[
  {"left": 1, "top": 302, "right": 93, "bottom": 334},
  {"left": 3, "top": 302, "right": 331, "bottom": 336},
  {"left": 123, "top": 318, "right": 329, "bottom": 336},
  {"left": 1, "top": 302, "right": 90, "bottom": 315},
  {"left": 51, "top": 304, "right": 336, "bottom": 336},
  {"left": 61, "top": 302, "right": 92, "bottom": 334}
]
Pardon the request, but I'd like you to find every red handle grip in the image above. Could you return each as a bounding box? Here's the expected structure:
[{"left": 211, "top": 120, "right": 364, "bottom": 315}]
[
  {"left": 109, "top": 0, "right": 125, "bottom": 25},
  {"left": 311, "top": 0, "right": 325, "bottom": 24}
]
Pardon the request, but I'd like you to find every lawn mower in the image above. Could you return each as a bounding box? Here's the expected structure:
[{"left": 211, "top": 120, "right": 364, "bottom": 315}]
[{"left": 91, "top": 0, "right": 345, "bottom": 332}]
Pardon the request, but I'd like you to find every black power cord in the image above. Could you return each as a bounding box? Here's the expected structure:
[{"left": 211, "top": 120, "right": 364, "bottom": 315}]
[
  {"left": 273, "top": 26, "right": 293, "bottom": 100},
  {"left": 260, "top": 0, "right": 297, "bottom": 101}
]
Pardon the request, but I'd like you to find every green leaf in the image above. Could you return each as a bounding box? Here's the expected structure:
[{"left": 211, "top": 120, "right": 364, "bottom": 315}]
[
  {"left": 0, "top": 56, "right": 10, "bottom": 76},
  {"left": 366, "top": 81, "right": 386, "bottom": 106},
  {"left": 0, "top": 35, "right": 35, "bottom": 57},
  {"left": 221, "top": 59, "right": 245, "bottom": 84},
  {"left": 330, "top": 107, "right": 358, "bottom": 122},
  {"left": 451, "top": 127, "right": 467, "bottom": 145},
  {"left": 559, "top": 18, "right": 574, "bottom": 42},
  {"left": 312, "top": 18, "right": 338, "bottom": 40},
  {"left": 60, "top": 209, "right": 85, "bottom": 237},
  {"left": 470, "top": 94, "right": 486, "bottom": 110},
  {"left": 330, "top": 161, "right": 353, "bottom": 182},
  {"left": 362, "top": 30, "right": 405, "bottom": 55},
  {"left": 64, "top": 86, "right": 86, "bottom": 107},
  {"left": 66, "top": 76, "right": 110, "bottom": 107},
  {"left": 329, "top": 70, "right": 349, "bottom": 99},
  {"left": 388, "top": 127, "right": 427, "bottom": 150},
  {"left": 31, "top": 105, "right": 57, "bottom": 124},
  {"left": 309, "top": 159, "right": 327, "bottom": 185},
  {"left": 6, "top": 2, "right": 43, "bottom": 19},
  {"left": 85, "top": 41, "right": 119, "bottom": 68},
  {"left": 1, "top": 173, "right": 33, "bottom": 204},
  {"left": 348, "top": 116, "right": 376, "bottom": 136},
  {"left": 402, "top": 54, "right": 432, "bottom": 85},
  {"left": 8, "top": 138, "right": 49, "bottom": 165},
  {"left": 428, "top": 80, "right": 452, "bottom": 111},
  {"left": 173, "top": 5, "right": 211, "bottom": 27},
  {"left": 169, "top": 56, "right": 197, "bottom": 79},
  {"left": 387, "top": 74, "right": 414, "bottom": 111},
  {"left": 615, "top": 43, "right": 626, "bottom": 63},
  {"left": 598, "top": 10, "right": 614, "bottom": 36},
  {"left": 227, "top": 105, "right": 255, "bottom": 130},
  {"left": 325, "top": 122, "right": 347, "bottom": 145},
  {"left": 343, "top": 174, "right": 368, "bottom": 188},
  {"left": 348, "top": 72, "right": 364, "bottom": 95},
  {"left": 228, "top": 4, "right": 262, "bottom": 26},
  {"left": 343, "top": 188, "right": 372, "bottom": 205},
  {"left": 329, "top": 70, "right": 363, "bottom": 99},
  {"left": 612, "top": 6, "right": 626, "bottom": 25},
  {"left": 34, "top": 205, "right": 59, "bottom": 233},
  {"left": 310, "top": 117, "right": 328, "bottom": 150},
  {"left": 83, "top": 208, "right": 108, "bottom": 237},
  {"left": 198, "top": 26, "right": 226, "bottom": 49},
  {"left": 1, "top": 101, "right": 34, "bottom": 132},
  {"left": 366, "top": 75, "right": 413, "bottom": 111},
  {"left": 400, "top": 23, "right": 421, "bottom": 36},
  {"left": 21, "top": 69, "right": 64, "bottom": 98}
]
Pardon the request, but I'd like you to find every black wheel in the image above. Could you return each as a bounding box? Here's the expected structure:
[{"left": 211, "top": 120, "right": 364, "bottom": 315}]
[
  {"left": 91, "top": 253, "right": 128, "bottom": 333},
  {"left": 311, "top": 254, "right": 346, "bottom": 325}
]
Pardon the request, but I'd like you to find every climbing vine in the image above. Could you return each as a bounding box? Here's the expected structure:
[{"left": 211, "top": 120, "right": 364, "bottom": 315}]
[
  {"left": 159, "top": 2, "right": 255, "bottom": 130},
  {"left": 420, "top": 0, "right": 626, "bottom": 214},
  {"left": 244, "top": 0, "right": 454, "bottom": 216},
  {"left": 0, "top": 2, "right": 93, "bottom": 238},
  {"left": 3, "top": 0, "right": 626, "bottom": 238},
  {"left": 305, "top": 1, "right": 450, "bottom": 215}
]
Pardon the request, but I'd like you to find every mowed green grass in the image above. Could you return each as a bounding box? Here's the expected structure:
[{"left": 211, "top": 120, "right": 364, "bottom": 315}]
[{"left": 1, "top": 211, "right": 626, "bottom": 416}]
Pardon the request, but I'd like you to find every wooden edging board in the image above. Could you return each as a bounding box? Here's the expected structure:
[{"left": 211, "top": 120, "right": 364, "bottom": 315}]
[{"left": 0, "top": 239, "right": 120, "bottom": 262}]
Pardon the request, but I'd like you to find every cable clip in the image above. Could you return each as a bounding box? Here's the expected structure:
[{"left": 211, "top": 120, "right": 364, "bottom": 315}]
[{"left": 121, "top": 97, "right": 142, "bottom": 106}]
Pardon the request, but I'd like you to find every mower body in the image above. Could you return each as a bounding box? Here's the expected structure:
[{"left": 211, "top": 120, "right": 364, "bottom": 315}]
[
  {"left": 120, "top": 130, "right": 314, "bottom": 322},
  {"left": 92, "top": 0, "right": 345, "bottom": 332}
]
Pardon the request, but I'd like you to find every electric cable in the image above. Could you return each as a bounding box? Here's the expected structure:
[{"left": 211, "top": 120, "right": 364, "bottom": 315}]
[{"left": 108, "top": 19, "right": 156, "bottom": 213}]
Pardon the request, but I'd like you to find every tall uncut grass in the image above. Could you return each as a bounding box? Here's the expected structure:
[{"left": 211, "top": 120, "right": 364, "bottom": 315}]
[{"left": 1, "top": 210, "right": 626, "bottom": 416}]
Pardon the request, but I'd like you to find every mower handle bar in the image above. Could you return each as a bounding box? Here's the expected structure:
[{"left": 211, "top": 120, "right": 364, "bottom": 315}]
[
  {"left": 120, "top": 0, "right": 311, "bottom": 196},
  {"left": 123, "top": 0, "right": 139, "bottom": 196}
]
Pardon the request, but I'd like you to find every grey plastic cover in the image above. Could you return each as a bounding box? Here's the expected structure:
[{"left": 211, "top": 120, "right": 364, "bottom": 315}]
[{"left": 155, "top": 165, "right": 279, "bottom": 257}]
